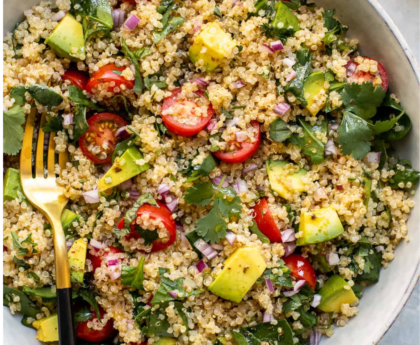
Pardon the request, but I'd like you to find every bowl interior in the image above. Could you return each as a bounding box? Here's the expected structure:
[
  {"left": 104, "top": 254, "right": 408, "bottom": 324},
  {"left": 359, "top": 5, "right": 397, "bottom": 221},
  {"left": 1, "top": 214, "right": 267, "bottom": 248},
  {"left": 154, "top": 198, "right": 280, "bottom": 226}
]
[{"left": 3, "top": 0, "right": 419, "bottom": 345}]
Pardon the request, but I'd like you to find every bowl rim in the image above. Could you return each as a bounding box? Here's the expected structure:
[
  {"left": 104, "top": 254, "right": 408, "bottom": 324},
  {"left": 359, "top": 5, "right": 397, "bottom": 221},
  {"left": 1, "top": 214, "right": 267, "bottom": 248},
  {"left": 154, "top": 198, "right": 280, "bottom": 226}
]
[{"left": 366, "top": 0, "right": 420, "bottom": 343}]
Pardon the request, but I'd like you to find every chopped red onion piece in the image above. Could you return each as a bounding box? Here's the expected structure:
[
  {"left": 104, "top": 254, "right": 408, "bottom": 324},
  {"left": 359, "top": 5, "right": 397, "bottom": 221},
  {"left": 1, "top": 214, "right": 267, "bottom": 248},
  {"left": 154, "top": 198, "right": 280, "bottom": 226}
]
[
  {"left": 242, "top": 163, "right": 258, "bottom": 175},
  {"left": 329, "top": 121, "right": 339, "bottom": 131},
  {"left": 165, "top": 197, "right": 178, "bottom": 213},
  {"left": 196, "top": 260, "right": 208, "bottom": 273},
  {"left": 232, "top": 80, "right": 246, "bottom": 89},
  {"left": 129, "top": 191, "right": 140, "bottom": 199},
  {"left": 326, "top": 252, "right": 340, "bottom": 266},
  {"left": 232, "top": 179, "right": 248, "bottom": 194},
  {"left": 176, "top": 221, "right": 183, "bottom": 231},
  {"left": 367, "top": 151, "right": 381, "bottom": 163},
  {"left": 168, "top": 290, "right": 178, "bottom": 298},
  {"left": 107, "top": 257, "right": 120, "bottom": 266},
  {"left": 283, "top": 279, "right": 306, "bottom": 297},
  {"left": 235, "top": 130, "right": 248, "bottom": 142},
  {"left": 336, "top": 185, "right": 344, "bottom": 191},
  {"left": 206, "top": 120, "right": 218, "bottom": 131},
  {"left": 115, "top": 126, "right": 129, "bottom": 138},
  {"left": 194, "top": 239, "right": 218, "bottom": 260},
  {"left": 108, "top": 261, "right": 121, "bottom": 280},
  {"left": 119, "top": 179, "right": 133, "bottom": 191},
  {"left": 212, "top": 175, "right": 229, "bottom": 188},
  {"left": 281, "top": 228, "right": 296, "bottom": 242},
  {"left": 265, "top": 278, "right": 274, "bottom": 293},
  {"left": 311, "top": 294, "right": 322, "bottom": 308},
  {"left": 274, "top": 102, "right": 291, "bottom": 116},
  {"left": 375, "top": 245, "right": 385, "bottom": 253},
  {"left": 225, "top": 232, "right": 237, "bottom": 245},
  {"left": 310, "top": 330, "right": 321, "bottom": 345},
  {"left": 211, "top": 243, "right": 224, "bottom": 250},
  {"left": 112, "top": 9, "right": 126, "bottom": 27},
  {"left": 191, "top": 78, "right": 209, "bottom": 87},
  {"left": 193, "top": 19, "right": 202, "bottom": 33},
  {"left": 346, "top": 61, "right": 357, "bottom": 77},
  {"left": 263, "top": 312, "right": 274, "bottom": 323},
  {"left": 90, "top": 239, "right": 107, "bottom": 250},
  {"left": 158, "top": 183, "right": 170, "bottom": 195},
  {"left": 83, "top": 190, "right": 100, "bottom": 204},
  {"left": 270, "top": 40, "right": 284, "bottom": 51},
  {"left": 286, "top": 70, "right": 297, "bottom": 82},
  {"left": 147, "top": 295, "right": 153, "bottom": 306},
  {"left": 63, "top": 114, "right": 73, "bottom": 125},
  {"left": 123, "top": 14, "right": 140, "bottom": 31},
  {"left": 283, "top": 58, "right": 296, "bottom": 67},
  {"left": 259, "top": 44, "right": 274, "bottom": 54},
  {"left": 284, "top": 242, "right": 296, "bottom": 257},
  {"left": 179, "top": 232, "right": 190, "bottom": 248},
  {"left": 226, "top": 117, "right": 239, "bottom": 127},
  {"left": 325, "top": 139, "right": 338, "bottom": 156},
  {"left": 52, "top": 10, "right": 66, "bottom": 22}
]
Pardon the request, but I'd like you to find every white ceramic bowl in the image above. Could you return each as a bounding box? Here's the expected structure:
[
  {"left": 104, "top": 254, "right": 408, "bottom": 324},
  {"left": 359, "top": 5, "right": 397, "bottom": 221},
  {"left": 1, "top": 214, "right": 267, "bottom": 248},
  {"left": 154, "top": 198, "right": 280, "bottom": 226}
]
[{"left": 3, "top": 1, "right": 419, "bottom": 344}]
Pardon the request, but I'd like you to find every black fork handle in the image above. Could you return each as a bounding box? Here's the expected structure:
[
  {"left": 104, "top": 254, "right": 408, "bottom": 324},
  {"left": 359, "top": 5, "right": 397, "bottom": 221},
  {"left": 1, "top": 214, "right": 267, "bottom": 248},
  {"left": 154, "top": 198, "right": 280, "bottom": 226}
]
[{"left": 57, "top": 288, "right": 77, "bottom": 345}]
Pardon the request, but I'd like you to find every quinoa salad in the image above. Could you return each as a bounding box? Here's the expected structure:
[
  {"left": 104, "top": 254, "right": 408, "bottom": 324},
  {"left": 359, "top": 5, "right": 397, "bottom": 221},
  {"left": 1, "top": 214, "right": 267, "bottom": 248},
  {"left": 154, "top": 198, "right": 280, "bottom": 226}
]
[{"left": 3, "top": 0, "right": 419, "bottom": 344}]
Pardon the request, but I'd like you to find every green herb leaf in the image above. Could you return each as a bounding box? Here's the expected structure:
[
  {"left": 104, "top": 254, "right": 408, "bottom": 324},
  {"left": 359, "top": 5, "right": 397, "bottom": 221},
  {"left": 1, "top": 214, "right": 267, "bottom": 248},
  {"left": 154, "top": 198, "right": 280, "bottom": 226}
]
[
  {"left": 288, "top": 117, "right": 327, "bottom": 164},
  {"left": 74, "top": 307, "right": 93, "bottom": 323},
  {"left": 43, "top": 114, "right": 63, "bottom": 133},
  {"left": 298, "top": 307, "right": 317, "bottom": 328},
  {"left": 322, "top": 10, "right": 350, "bottom": 53},
  {"left": 214, "top": 7, "right": 222, "bottom": 17},
  {"left": 112, "top": 70, "right": 122, "bottom": 75},
  {"left": 185, "top": 155, "right": 217, "bottom": 182},
  {"left": 337, "top": 111, "right": 373, "bottom": 159},
  {"left": 3, "top": 285, "right": 40, "bottom": 317},
  {"left": 68, "top": 85, "right": 104, "bottom": 111},
  {"left": 264, "top": 259, "right": 293, "bottom": 288},
  {"left": 195, "top": 207, "right": 228, "bottom": 243},
  {"left": 174, "top": 301, "right": 190, "bottom": 334},
  {"left": 3, "top": 104, "right": 25, "bottom": 155},
  {"left": 153, "top": 16, "right": 185, "bottom": 43},
  {"left": 184, "top": 181, "right": 215, "bottom": 206},
  {"left": 13, "top": 256, "right": 30, "bottom": 270},
  {"left": 133, "top": 47, "right": 152, "bottom": 59},
  {"left": 121, "top": 257, "right": 145, "bottom": 290},
  {"left": 22, "top": 286, "right": 56, "bottom": 299},
  {"left": 356, "top": 253, "right": 382, "bottom": 283},
  {"left": 250, "top": 220, "right": 270, "bottom": 244},
  {"left": 26, "top": 272, "right": 41, "bottom": 284},
  {"left": 78, "top": 288, "right": 101, "bottom": 321},
  {"left": 10, "top": 86, "right": 26, "bottom": 106},
  {"left": 121, "top": 38, "right": 143, "bottom": 95},
  {"left": 26, "top": 85, "right": 63, "bottom": 109},
  {"left": 134, "top": 226, "right": 160, "bottom": 246},
  {"left": 269, "top": 118, "right": 292, "bottom": 142},
  {"left": 389, "top": 163, "right": 420, "bottom": 189},
  {"left": 284, "top": 47, "right": 312, "bottom": 105},
  {"left": 73, "top": 104, "right": 89, "bottom": 141}
]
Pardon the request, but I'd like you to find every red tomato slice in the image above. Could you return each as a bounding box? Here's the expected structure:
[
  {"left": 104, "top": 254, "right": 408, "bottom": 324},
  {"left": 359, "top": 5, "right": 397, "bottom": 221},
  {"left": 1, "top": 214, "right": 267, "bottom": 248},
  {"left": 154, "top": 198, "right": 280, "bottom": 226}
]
[
  {"left": 62, "top": 70, "right": 89, "bottom": 90},
  {"left": 85, "top": 64, "right": 134, "bottom": 94},
  {"left": 213, "top": 121, "right": 261, "bottom": 164},
  {"left": 161, "top": 87, "right": 214, "bottom": 136},
  {"left": 118, "top": 201, "right": 177, "bottom": 252},
  {"left": 76, "top": 306, "right": 115, "bottom": 342},
  {"left": 87, "top": 246, "right": 124, "bottom": 273},
  {"left": 283, "top": 254, "right": 317, "bottom": 290},
  {"left": 345, "top": 57, "right": 389, "bottom": 91},
  {"left": 79, "top": 112, "right": 127, "bottom": 165},
  {"left": 252, "top": 197, "right": 282, "bottom": 242}
]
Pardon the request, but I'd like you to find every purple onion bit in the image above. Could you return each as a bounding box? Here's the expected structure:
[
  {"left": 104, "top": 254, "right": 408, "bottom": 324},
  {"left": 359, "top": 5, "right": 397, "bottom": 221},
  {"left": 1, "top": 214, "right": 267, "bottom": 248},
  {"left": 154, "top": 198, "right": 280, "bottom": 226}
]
[
  {"left": 326, "top": 252, "right": 340, "bottom": 266},
  {"left": 242, "top": 163, "right": 258, "bottom": 175},
  {"left": 270, "top": 40, "right": 284, "bottom": 51},
  {"left": 190, "top": 78, "right": 209, "bottom": 87},
  {"left": 283, "top": 279, "right": 306, "bottom": 297},
  {"left": 274, "top": 102, "right": 291, "bottom": 116},
  {"left": 284, "top": 242, "right": 296, "bottom": 257},
  {"left": 123, "top": 15, "right": 140, "bottom": 31},
  {"left": 263, "top": 312, "right": 274, "bottom": 323},
  {"left": 232, "top": 80, "right": 246, "bottom": 89},
  {"left": 225, "top": 231, "right": 237, "bottom": 245},
  {"left": 324, "top": 139, "right": 338, "bottom": 156},
  {"left": 286, "top": 70, "right": 297, "bottom": 82},
  {"left": 281, "top": 228, "right": 296, "bottom": 242},
  {"left": 194, "top": 239, "right": 218, "bottom": 260},
  {"left": 83, "top": 190, "right": 100, "bottom": 204},
  {"left": 265, "top": 277, "right": 274, "bottom": 293},
  {"left": 311, "top": 294, "right": 322, "bottom": 308},
  {"left": 211, "top": 175, "right": 229, "bottom": 188},
  {"left": 196, "top": 260, "right": 208, "bottom": 273},
  {"left": 310, "top": 330, "right": 321, "bottom": 345},
  {"left": 367, "top": 151, "right": 381, "bottom": 163},
  {"left": 168, "top": 290, "right": 178, "bottom": 299},
  {"left": 260, "top": 44, "right": 274, "bottom": 54},
  {"left": 112, "top": 9, "right": 126, "bottom": 27}
]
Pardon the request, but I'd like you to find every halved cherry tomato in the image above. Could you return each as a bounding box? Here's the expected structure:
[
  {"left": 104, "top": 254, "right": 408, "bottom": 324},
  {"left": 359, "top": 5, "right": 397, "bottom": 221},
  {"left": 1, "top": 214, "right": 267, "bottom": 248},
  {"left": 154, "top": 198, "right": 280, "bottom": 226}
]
[
  {"left": 118, "top": 201, "right": 177, "bottom": 252},
  {"left": 161, "top": 87, "right": 214, "bottom": 136},
  {"left": 76, "top": 306, "right": 115, "bottom": 342},
  {"left": 345, "top": 57, "right": 389, "bottom": 91},
  {"left": 283, "top": 254, "right": 317, "bottom": 290},
  {"left": 62, "top": 70, "right": 89, "bottom": 90},
  {"left": 79, "top": 112, "right": 127, "bottom": 165},
  {"left": 87, "top": 246, "right": 124, "bottom": 273},
  {"left": 252, "top": 197, "right": 282, "bottom": 242},
  {"left": 213, "top": 121, "right": 261, "bottom": 164},
  {"left": 85, "top": 64, "right": 134, "bottom": 94}
]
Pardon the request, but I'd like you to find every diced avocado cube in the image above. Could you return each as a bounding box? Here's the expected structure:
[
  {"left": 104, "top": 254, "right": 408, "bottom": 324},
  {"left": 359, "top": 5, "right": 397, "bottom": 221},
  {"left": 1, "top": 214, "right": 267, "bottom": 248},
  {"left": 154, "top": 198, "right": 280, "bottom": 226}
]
[
  {"left": 297, "top": 206, "right": 344, "bottom": 246},
  {"left": 209, "top": 247, "right": 266, "bottom": 303},
  {"left": 303, "top": 71, "right": 327, "bottom": 116},
  {"left": 189, "top": 22, "right": 237, "bottom": 72},
  {"left": 68, "top": 238, "right": 87, "bottom": 283},
  {"left": 266, "top": 160, "right": 307, "bottom": 200},
  {"left": 61, "top": 209, "right": 79, "bottom": 231},
  {"left": 45, "top": 14, "right": 85, "bottom": 61},
  {"left": 33, "top": 314, "right": 59, "bottom": 343},
  {"left": 97, "top": 147, "right": 150, "bottom": 191},
  {"left": 317, "top": 275, "right": 358, "bottom": 313},
  {"left": 153, "top": 338, "right": 177, "bottom": 345},
  {"left": 3, "top": 168, "right": 25, "bottom": 202}
]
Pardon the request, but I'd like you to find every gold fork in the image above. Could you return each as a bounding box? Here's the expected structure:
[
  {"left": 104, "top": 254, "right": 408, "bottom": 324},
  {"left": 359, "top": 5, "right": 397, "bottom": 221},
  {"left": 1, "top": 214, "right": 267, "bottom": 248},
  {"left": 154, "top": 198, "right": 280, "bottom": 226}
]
[{"left": 20, "top": 108, "right": 76, "bottom": 345}]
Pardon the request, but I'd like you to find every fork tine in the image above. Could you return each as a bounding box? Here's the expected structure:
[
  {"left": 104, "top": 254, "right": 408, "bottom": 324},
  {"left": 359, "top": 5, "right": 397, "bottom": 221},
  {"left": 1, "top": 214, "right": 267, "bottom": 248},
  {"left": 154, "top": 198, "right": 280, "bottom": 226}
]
[
  {"left": 20, "top": 108, "right": 36, "bottom": 180},
  {"left": 59, "top": 151, "right": 69, "bottom": 171},
  {"left": 47, "top": 132, "right": 56, "bottom": 177},
  {"left": 35, "top": 113, "right": 46, "bottom": 178}
]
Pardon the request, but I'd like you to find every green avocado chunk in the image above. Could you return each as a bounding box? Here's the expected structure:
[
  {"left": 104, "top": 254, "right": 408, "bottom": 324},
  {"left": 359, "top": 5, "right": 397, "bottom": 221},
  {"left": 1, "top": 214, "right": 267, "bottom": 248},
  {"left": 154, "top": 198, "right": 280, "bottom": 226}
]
[
  {"left": 153, "top": 338, "right": 177, "bottom": 345},
  {"left": 45, "top": 14, "right": 85, "bottom": 60},
  {"left": 297, "top": 206, "right": 344, "bottom": 246},
  {"left": 303, "top": 71, "right": 327, "bottom": 116},
  {"left": 68, "top": 238, "right": 88, "bottom": 284},
  {"left": 61, "top": 209, "right": 80, "bottom": 231},
  {"left": 3, "top": 168, "right": 25, "bottom": 202},
  {"left": 317, "top": 275, "right": 358, "bottom": 313},
  {"left": 209, "top": 247, "right": 266, "bottom": 303},
  {"left": 97, "top": 146, "right": 150, "bottom": 191},
  {"left": 33, "top": 314, "right": 59, "bottom": 343}
]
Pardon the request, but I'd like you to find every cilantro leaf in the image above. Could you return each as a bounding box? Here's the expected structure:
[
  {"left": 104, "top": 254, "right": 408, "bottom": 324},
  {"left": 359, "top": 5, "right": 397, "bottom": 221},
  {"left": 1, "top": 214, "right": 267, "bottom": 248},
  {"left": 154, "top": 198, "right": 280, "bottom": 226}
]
[
  {"left": 284, "top": 47, "right": 312, "bottom": 105},
  {"left": 322, "top": 10, "right": 350, "bottom": 53},
  {"left": 389, "top": 163, "right": 420, "bottom": 189},
  {"left": 341, "top": 82, "right": 386, "bottom": 120},
  {"left": 269, "top": 118, "right": 292, "bottom": 143},
  {"left": 195, "top": 207, "right": 228, "bottom": 243},
  {"left": 288, "top": 117, "right": 327, "bottom": 164},
  {"left": 337, "top": 112, "right": 373, "bottom": 159},
  {"left": 213, "top": 187, "right": 242, "bottom": 221},
  {"left": 26, "top": 85, "right": 63, "bottom": 109},
  {"left": 3, "top": 104, "right": 25, "bottom": 155},
  {"left": 78, "top": 288, "right": 101, "bottom": 321},
  {"left": 134, "top": 226, "right": 159, "bottom": 246},
  {"left": 13, "top": 256, "right": 30, "bottom": 270},
  {"left": 185, "top": 155, "right": 217, "bottom": 182},
  {"left": 121, "top": 257, "right": 145, "bottom": 290},
  {"left": 356, "top": 253, "right": 382, "bottom": 283},
  {"left": 184, "top": 181, "right": 215, "bottom": 206},
  {"left": 3, "top": 285, "right": 40, "bottom": 317},
  {"left": 10, "top": 86, "right": 26, "bottom": 106},
  {"left": 370, "top": 111, "right": 405, "bottom": 135},
  {"left": 68, "top": 85, "right": 104, "bottom": 111},
  {"left": 298, "top": 307, "right": 317, "bottom": 328},
  {"left": 73, "top": 104, "right": 89, "bottom": 141},
  {"left": 174, "top": 301, "right": 190, "bottom": 334},
  {"left": 250, "top": 220, "right": 270, "bottom": 244},
  {"left": 264, "top": 259, "right": 293, "bottom": 288},
  {"left": 43, "top": 114, "right": 63, "bottom": 133},
  {"left": 74, "top": 307, "right": 93, "bottom": 323}
]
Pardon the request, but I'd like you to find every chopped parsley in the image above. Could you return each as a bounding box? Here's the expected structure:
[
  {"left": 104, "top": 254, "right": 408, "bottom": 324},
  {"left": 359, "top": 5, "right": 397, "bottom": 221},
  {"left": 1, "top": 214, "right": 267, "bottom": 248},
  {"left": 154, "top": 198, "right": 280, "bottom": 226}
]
[{"left": 121, "top": 257, "right": 146, "bottom": 290}]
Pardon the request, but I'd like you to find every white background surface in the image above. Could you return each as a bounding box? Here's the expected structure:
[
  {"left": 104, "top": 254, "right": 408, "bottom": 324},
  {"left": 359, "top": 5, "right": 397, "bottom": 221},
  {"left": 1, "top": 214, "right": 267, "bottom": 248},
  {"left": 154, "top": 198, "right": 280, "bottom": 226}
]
[{"left": 378, "top": 1, "right": 419, "bottom": 344}]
